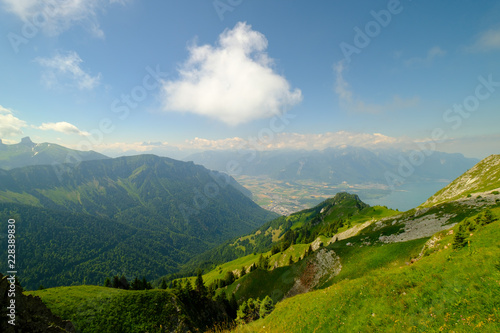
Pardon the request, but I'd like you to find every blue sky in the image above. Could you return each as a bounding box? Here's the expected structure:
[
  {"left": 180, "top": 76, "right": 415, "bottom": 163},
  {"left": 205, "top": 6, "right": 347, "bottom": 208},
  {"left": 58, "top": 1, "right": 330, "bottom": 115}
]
[{"left": 0, "top": 0, "right": 499, "bottom": 159}]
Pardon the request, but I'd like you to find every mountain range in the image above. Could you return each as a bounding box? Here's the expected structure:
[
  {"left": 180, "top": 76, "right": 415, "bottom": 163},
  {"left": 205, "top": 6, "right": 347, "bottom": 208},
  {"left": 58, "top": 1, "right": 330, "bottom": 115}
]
[
  {"left": 0, "top": 137, "right": 108, "bottom": 170},
  {"left": 0, "top": 154, "right": 276, "bottom": 290},
  {"left": 185, "top": 146, "right": 479, "bottom": 185},
  {"left": 21, "top": 154, "right": 500, "bottom": 332}
]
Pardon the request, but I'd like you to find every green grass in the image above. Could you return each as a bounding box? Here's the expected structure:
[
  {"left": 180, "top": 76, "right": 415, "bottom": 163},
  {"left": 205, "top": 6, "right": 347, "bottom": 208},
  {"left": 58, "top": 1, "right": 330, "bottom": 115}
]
[
  {"left": 268, "top": 243, "right": 310, "bottom": 268},
  {"left": 27, "top": 286, "right": 129, "bottom": 330},
  {"left": 27, "top": 286, "right": 193, "bottom": 332},
  {"left": 226, "top": 266, "right": 297, "bottom": 303},
  {"left": 239, "top": 218, "right": 500, "bottom": 332},
  {"left": 324, "top": 237, "right": 428, "bottom": 288}
]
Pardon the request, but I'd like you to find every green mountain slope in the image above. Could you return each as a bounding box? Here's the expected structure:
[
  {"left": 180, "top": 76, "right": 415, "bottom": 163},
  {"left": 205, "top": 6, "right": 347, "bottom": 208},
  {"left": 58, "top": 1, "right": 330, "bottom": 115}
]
[
  {"left": 26, "top": 285, "right": 231, "bottom": 332},
  {"left": 245, "top": 213, "right": 500, "bottom": 332},
  {"left": 422, "top": 154, "right": 500, "bottom": 207},
  {"left": 0, "top": 273, "right": 75, "bottom": 332},
  {"left": 0, "top": 137, "right": 108, "bottom": 170},
  {"left": 0, "top": 155, "right": 277, "bottom": 289},
  {"left": 181, "top": 192, "right": 398, "bottom": 274}
]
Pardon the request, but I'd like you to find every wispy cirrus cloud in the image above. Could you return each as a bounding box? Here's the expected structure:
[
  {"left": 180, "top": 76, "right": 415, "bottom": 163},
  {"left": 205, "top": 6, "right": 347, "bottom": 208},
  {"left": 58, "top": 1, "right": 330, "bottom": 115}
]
[
  {"left": 0, "top": 105, "right": 27, "bottom": 138},
  {"left": 0, "top": 0, "right": 126, "bottom": 37},
  {"left": 334, "top": 61, "right": 419, "bottom": 114},
  {"left": 35, "top": 51, "right": 101, "bottom": 90},
  {"left": 160, "top": 22, "right": 302, "bottom": 126},
  {"left": 405, "top": 46, "right": 446, "bottom": 66},
  {"left": 36, "top": 121, "right": 90, "bottom": 136},
  {"left": 467, "top": 28, "right": 500, "bottom": 52}
]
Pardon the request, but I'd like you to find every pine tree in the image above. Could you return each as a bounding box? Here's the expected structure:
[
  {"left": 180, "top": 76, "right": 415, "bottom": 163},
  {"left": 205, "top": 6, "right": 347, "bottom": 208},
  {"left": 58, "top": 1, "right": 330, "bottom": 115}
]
[
  {"left": 240, "top": 266, "right": 246, "bottom": 278},
  {"left": 184, "top": 279, "right": 193, "bottom": 293},
  {"left": 229, "top": 293, "right": 238, "bottom": 319},
  {"left": 112, "top": 275, "right": 119, "bottom": 288},
  {"left": 307, "top": 244, "right": 313, "bottom": 256},
  {"left": 195, "top": 270, "right": 207, "bottom": 296},
  {"left": 224, "top": 271, "right": 235, "bottom": 285},
  {"left": 453, "top": 224, "right": 468, "bottom": 249},
  {"left": 104, "top": 277, "right": 111, "bottom": 288},
  {"left": 160, "top": 279, "right": 167, "bottom": 289},
  {"left": 119, "top": 275, "right": 130, "bottom": 290},
  {"left": 131, "top": 277, "right": 140, "bottom": 290},
  {"left": 258, "top": 255, "right": 269, "bottom": 270}
]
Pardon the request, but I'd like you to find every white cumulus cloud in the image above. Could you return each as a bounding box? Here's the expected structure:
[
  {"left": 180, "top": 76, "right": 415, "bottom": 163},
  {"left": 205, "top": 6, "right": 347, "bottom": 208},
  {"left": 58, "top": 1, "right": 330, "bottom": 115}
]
[
  {"left": 35, "top": 51, "right": 101, "bottom": 90},
  {"left": 160, "top": 22, "right": 302, "bottom": 126},
  {"left": 37, "top": 121, "right": 90, "bottom": 136},
  {"left": 0, "top": 105, "right": 27, "bottom": 138},
  {"left": 184, "top": 131, "right": 412, "bottom": 151}
]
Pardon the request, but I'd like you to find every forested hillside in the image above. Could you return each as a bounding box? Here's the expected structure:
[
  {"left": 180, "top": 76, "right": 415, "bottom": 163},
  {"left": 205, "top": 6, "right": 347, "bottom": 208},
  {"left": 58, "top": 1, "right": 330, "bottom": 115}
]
[{"left": 0, "top": 155, "right": 276, "bottom": 290}]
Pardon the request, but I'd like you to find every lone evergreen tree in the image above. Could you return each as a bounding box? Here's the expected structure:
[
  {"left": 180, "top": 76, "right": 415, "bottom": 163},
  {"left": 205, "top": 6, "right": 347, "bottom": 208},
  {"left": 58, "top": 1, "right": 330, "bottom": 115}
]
[
  {"left": 112, "top": 275, "right": 119, "bottom": 288},
  {"left": 453, "top": 224, "right": 468, "bottom": 249},
  {"left": 104, "top": 277, "right": 111, "bottom": 288},
  {"left": 240, "top": 266, "right": 246, "bottom": 277},
  {"left": 195, "top": 270, "right": 207, "bottom": 296}
]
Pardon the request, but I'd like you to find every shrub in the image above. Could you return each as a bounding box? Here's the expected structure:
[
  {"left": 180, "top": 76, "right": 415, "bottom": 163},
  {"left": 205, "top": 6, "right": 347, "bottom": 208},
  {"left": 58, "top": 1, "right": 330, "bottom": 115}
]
[{"left": 259, "top": 296, "right": 274, "bottom": 318}]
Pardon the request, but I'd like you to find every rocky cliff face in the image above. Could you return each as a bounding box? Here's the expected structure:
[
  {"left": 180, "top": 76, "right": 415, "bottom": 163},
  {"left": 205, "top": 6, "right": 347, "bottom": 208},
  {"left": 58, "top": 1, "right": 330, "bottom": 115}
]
[{"left": 0, "top": 273, "right": 75, "bottom": 332}]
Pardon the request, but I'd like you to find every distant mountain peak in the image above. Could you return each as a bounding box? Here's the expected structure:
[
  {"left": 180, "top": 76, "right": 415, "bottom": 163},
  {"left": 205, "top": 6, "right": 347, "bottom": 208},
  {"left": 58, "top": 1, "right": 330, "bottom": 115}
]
[
  {"left": 20, "top": 136, "right": 35, "bottom": 147},
  {"left": 0, "top": 138, "right": 108, "bottom": 170}
]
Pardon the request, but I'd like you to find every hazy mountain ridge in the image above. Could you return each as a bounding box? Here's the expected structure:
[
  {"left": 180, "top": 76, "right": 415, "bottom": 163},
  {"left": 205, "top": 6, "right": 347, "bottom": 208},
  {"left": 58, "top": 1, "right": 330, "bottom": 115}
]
[
  {"left": 0, "top": 137, "right": 108, "bottom": 170},
  {"left": 185, "top": 146, "right": 479, "bottom": 185}
]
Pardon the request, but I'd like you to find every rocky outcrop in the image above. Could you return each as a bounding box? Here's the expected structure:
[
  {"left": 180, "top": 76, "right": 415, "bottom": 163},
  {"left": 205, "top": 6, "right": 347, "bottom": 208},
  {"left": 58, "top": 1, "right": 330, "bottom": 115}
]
[
  {"left": 0, "top": 273, "right": 75, "bottom": 332},
  {"left": 285, "top": 248, "right": 342, "bottom": 298}
]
